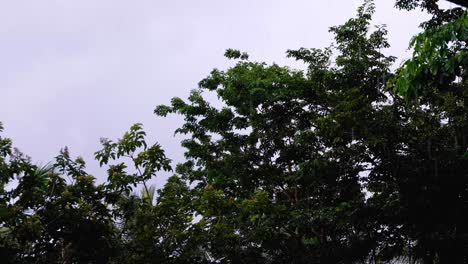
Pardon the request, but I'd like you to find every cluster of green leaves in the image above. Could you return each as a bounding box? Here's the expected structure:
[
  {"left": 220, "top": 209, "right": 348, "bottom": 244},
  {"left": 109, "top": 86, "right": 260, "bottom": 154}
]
[
  {"left": 95, "top": 123, "right": 171, "bottom": 197},
  {"left": 0, "top": 122, "right": 190, "bottom": 263},
  {"left": 0, "top": 139, "right": 118, "bottom": 262},
  {"left": 393, "top": 11, "right": 467, "bottom": 97}
]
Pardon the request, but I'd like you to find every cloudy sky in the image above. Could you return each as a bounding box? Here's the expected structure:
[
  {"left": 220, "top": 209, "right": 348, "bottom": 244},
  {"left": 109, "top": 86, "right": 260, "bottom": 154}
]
[{"left": 1, "top": 0, "right": 448, "bottom": 186}]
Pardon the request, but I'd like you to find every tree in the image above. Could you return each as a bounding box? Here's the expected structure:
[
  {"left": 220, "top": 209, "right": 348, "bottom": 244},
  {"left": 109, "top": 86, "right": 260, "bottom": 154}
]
[
  {"left": 154, "top": 0, "right": 468, "bottom": 262},
  {"left": 94, "top": 124, "right": 205, "bottom": 263},
  {"left": 1, "top": 0, "right": 467, "bottom": 263},
  {"left": 387, "top": 3, "right": 468, "bottom": 260},
  {"left": 0, "top": 123, "right": 180, "bottom": 263},
  {"left": 155, "top": 1, "right": 400, "bottom": 262},
  {"left": 113, "top": 176, "right": 206, "bottom": 264},
  {"left": 1, "top": 148, "right": 120, "bottom": 263}
]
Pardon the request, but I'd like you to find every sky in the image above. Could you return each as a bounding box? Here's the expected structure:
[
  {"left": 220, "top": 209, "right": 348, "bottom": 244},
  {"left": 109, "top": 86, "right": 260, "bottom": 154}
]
[{"left": 0, "top": 0, "right": 448, "bottom": 186}]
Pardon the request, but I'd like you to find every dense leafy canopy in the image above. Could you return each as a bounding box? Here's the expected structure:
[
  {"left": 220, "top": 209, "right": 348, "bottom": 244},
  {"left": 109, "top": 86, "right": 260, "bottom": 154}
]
[
  {"left": 393, "top": 0, "right": 467, "bottom": 97},
  {"left": 1, "top": 1, "right": 467, "bottom": 263}
]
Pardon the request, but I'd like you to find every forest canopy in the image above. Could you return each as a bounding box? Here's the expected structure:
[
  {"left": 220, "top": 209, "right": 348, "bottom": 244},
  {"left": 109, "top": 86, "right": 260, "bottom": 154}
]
[{"left": 1, "top": 0, "right": 467, "bottom": 263}]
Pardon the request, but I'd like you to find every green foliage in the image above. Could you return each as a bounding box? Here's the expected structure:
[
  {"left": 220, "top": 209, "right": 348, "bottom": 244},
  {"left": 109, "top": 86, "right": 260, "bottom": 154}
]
[
  {"left": 0, "top": 124, "right": 180, "bottom": 263},
  {"left": 224, "top": 49, "right": 249, "bottom": 60},
  {"left": 154, "top": 2, "right": 399, "bottom": 262},
  {"left": 0, "top": 147, "right": 118, "bottom": 263},
  {"left": 1, "top": 0, "right": 468, "bottom": 263},
  {"left": 95, "top": 123, "right": 171, "bottom": 196},
  {"left": 114, "top": 176, "right": 204, "bottom": 264},
  {"left": 393, "top": 12, "right": 467, "bottom": 98}
]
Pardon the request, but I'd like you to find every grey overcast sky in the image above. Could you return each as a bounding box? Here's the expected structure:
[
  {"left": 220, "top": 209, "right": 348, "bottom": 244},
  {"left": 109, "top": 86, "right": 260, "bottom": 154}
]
[{"left": 1, "top": 0, "right": 449, "bottom": 185}]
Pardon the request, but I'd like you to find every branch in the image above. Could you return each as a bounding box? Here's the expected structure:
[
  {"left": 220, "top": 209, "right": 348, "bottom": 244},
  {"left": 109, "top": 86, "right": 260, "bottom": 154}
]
[{"left": 446, "top": 0, "right": 468, "bottom": 8}]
